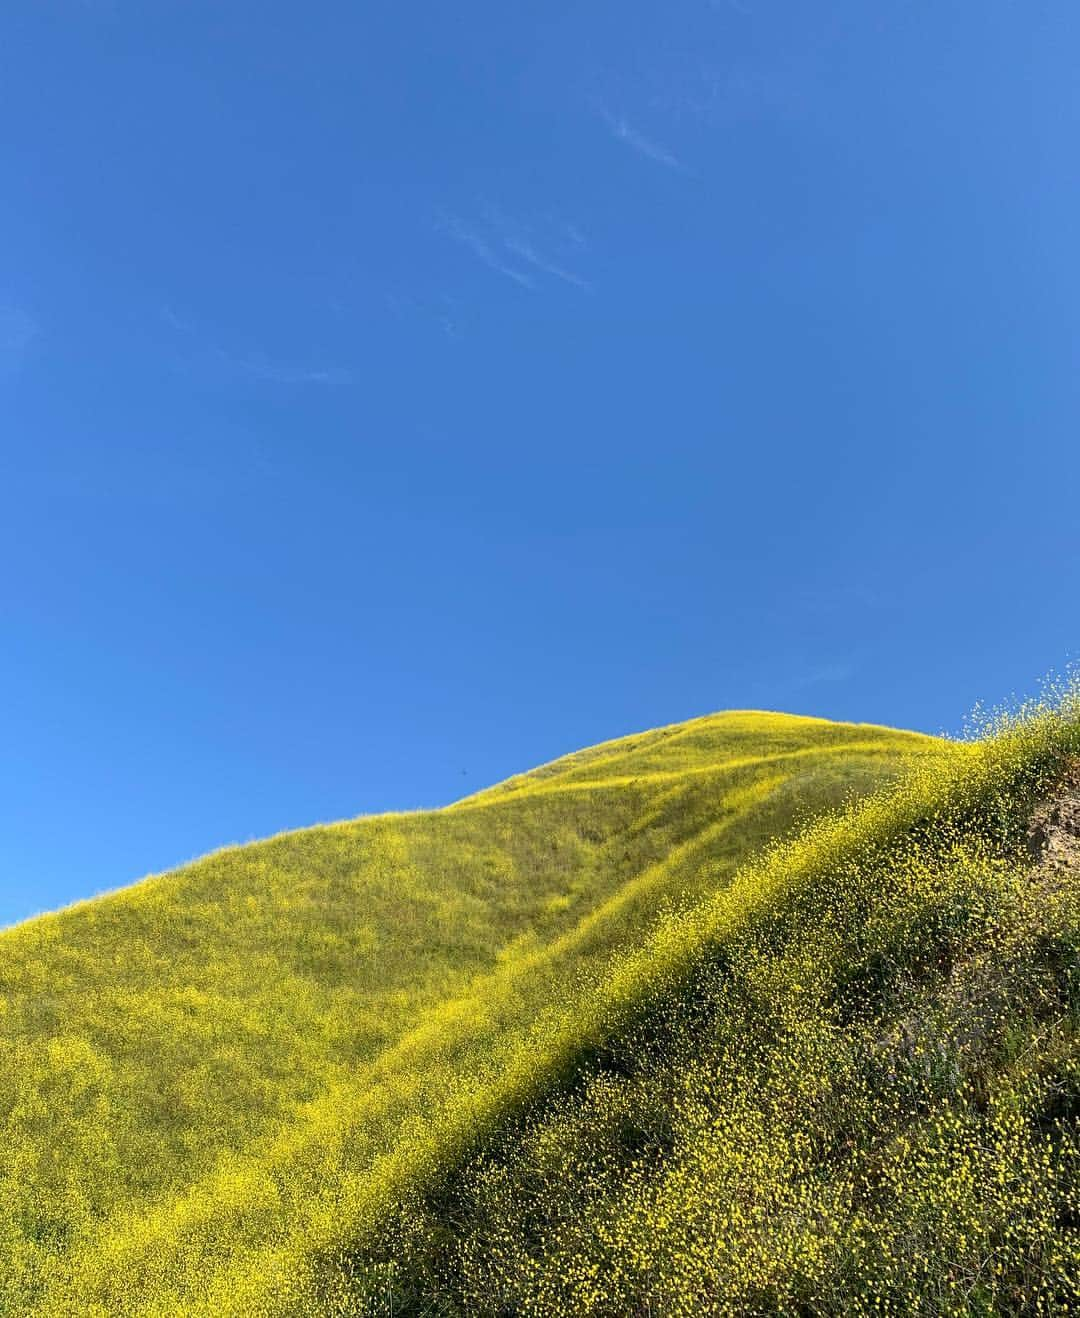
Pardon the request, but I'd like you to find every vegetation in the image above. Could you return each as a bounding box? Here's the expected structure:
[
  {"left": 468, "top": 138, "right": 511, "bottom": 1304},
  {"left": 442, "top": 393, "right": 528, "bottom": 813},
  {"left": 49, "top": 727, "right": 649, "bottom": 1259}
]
[
  {"left": 352, "top": 692, "right": 1080, "bottom": 1316},
  {"left": 10, "top": 694, "right": 1080, "bottom": 1314},
  {"left": 0, "top": 712, "right": 934, "bottom": 1314}
]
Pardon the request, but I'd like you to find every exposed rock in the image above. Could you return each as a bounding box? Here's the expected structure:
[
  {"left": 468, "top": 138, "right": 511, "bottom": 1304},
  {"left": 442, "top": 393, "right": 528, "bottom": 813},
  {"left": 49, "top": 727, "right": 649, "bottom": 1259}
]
[{"left": 1027, "top": 758, "right": 1080, "bottom": 872}]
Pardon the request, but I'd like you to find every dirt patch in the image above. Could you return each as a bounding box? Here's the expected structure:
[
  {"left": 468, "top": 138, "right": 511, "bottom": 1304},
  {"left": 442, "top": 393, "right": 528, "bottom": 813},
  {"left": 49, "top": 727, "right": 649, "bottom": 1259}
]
[{"left": 1027, "top": 757, "right": 1080, "bottom": 874}]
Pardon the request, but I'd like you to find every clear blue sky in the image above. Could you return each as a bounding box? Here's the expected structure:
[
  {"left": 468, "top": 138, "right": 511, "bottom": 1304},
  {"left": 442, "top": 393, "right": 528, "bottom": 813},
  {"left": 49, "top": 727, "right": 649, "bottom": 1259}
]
[{"left": 2, "top": 1, "right": 1078, "bottom": 925}]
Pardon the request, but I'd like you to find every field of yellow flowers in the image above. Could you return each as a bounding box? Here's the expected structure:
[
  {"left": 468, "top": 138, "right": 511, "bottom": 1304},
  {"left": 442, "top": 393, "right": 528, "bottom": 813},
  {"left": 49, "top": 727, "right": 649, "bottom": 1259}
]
[
  {"left": 12, "top": 693, "right": 1080, "bottom": 1314},
  {"left": 0, "top": 711, "right": 933, "bottom": 1313},
  {"left": 350, "top": 693, "right": 1080, "bottom": 1315}
]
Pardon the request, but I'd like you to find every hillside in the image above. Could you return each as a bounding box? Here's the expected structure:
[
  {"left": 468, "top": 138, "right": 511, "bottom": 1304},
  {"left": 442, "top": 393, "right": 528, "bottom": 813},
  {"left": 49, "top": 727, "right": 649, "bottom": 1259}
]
[
  {"left": 351, "top": 698, "right": 1080, "bottom": 1316},
  {"left": 0, "top": 712, "right": 938, "bottom": 1314}
]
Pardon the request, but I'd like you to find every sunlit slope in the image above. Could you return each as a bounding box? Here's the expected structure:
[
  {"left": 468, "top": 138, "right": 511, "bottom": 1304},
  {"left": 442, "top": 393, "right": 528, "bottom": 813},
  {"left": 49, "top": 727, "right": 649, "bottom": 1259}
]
[
  {"left": 0, "top": 711, "right": 939, "bottom": 1313},
  {"left": 455, "top": 710, "right": 923, "bottom": 804},
  {"left": 350, "top": 701, "right": 1080, "bottom": 1316}
]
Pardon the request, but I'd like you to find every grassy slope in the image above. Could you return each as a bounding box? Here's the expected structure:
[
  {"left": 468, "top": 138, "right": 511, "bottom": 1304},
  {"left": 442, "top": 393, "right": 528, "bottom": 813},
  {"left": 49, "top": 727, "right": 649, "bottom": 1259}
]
[
  {"left": 0, "top": 712, "right": 937, "bottom": 1313},
  {"left": 355, "top": 701, "right": 1080, "bottom": 1316}
]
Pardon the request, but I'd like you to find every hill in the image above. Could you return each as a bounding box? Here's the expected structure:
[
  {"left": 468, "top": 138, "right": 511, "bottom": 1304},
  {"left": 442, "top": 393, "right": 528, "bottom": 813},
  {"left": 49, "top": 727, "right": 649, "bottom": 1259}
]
[
  {"left": 0, "top": 711, "right": 937, "bottom": 1313},
  {"left": 350, "top": 697, "right": 1080, "bottom": 1316}
]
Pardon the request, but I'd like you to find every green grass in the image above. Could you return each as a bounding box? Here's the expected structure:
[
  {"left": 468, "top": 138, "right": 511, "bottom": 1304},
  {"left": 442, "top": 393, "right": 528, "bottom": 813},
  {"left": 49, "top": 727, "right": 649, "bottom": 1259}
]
[
  {"left": 12, "top": 695, "right": 1080, "bottom": 1315},
  {"left": 0, "top": 711, "right": 937, "bottom": 1314},
  {"left": 349, "top": 695, "right": 1080, "bottom": 1316}
]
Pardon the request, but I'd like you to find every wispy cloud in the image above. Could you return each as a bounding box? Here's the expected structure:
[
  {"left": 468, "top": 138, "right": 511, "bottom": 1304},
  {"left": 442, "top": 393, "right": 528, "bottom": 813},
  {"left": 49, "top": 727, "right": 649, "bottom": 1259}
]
[
  {"left": 0, "top": 304, "right": 38, "bottom": 371},
  {"left": 161, "top": 307, "right": 348, "bottom": 384},
  {"left": 161, "top": 304, "right": 195, "bottom": 334},
  {"left": 560, "top": 220, "right": 587, "bottom": 247},
  {"left": 500, "top": 238, "right": 587, "bottom": 291},
  {"left": 501, "top": 235, "right": 591, "bottom": 291},
  {"left": 788, "top": 661, "right": 856, "bottom": 692},
  {"left": 598, "top": 103, "right": 682, "bottom": 170},
  {"left": 215, "top": 349, "right": 349, "bottom": 385},
  {"left": 439, "top": 213, "right": 534, "bottom": 289},
  {"left": 439, "top": 209, "right": 591, "bottom": 292}
]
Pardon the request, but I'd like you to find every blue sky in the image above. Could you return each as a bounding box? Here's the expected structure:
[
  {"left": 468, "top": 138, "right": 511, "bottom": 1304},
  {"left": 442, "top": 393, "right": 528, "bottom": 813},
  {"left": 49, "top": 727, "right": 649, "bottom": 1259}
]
[{"left": 2, "top": 1, "right": 1079, "bottom": 924}]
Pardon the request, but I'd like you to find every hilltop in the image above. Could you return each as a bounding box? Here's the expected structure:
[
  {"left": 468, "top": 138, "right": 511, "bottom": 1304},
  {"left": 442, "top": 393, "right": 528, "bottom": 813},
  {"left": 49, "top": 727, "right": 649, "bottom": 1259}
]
[{"left": 0, "top": 711, "right": 937, "bottom": 1313}]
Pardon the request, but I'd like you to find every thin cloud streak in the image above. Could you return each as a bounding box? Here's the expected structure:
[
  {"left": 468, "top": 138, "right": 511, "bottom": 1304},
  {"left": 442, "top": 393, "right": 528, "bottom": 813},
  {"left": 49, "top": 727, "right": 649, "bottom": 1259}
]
[
  {"left": 598, "top": 104, "right": 682, "bottom": 170},
  {"left": 789, "top": 661, "right": 856, "bottom": 691},
  {"left": 161, "top": 304, "right": 195, "bottom": 333},
  {"left": 217, "top": 350, "right": 350, "bottom": 385},
  {"left": 160, "top": 307, "right": 349, "bottom": 384},
  {"left": 439, "top": 209, "right": 590, "bottom": 292},
  {"left": 502, "top": 237, "right": 591, "bottom": 291},
  {"left": 440, "top": 213, "right": 535, "bottom": 288}
]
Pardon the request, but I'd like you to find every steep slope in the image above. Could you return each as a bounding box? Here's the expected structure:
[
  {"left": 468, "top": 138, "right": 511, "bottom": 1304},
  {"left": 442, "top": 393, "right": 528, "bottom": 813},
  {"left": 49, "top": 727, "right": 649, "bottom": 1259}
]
[
  {"left": 0, "top": 712, "right": 937, "bottom": 1313},
  {"left": 347, "top": 700, "right": 1080, "bottom": 1316}
]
